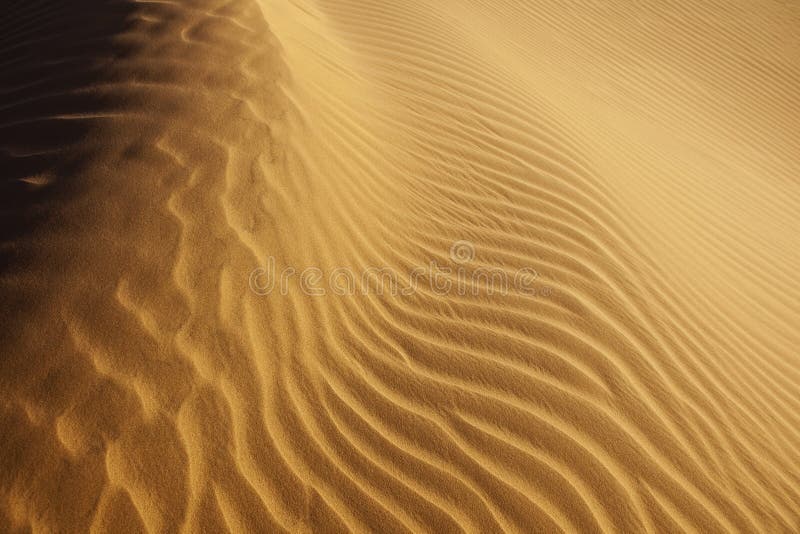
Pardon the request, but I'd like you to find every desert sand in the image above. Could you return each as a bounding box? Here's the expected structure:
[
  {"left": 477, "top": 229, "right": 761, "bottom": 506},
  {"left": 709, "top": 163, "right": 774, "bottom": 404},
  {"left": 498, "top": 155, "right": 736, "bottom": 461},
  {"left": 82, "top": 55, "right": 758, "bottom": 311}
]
[{"left": 1, "top": 0, "right": 800, "bottom": 532}]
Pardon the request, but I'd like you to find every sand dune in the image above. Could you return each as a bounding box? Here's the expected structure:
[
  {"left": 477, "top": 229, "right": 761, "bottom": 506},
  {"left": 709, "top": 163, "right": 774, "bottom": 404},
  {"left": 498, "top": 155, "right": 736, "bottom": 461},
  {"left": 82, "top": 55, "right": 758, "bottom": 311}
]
[{"left": 1, "top": 0, "right": 799, "bottom": 532}]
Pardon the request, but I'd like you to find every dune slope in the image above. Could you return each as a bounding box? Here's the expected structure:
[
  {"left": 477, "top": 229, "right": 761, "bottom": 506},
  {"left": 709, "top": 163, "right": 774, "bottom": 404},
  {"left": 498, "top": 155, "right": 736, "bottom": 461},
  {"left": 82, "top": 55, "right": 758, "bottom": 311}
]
[{"left": 1, "top": 0, "right": 799, "bottom": 532}]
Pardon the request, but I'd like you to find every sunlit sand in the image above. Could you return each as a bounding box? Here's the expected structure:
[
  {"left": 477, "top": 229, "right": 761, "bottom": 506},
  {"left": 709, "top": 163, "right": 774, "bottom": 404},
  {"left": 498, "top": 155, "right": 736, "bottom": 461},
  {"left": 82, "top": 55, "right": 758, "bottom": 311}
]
[{"left": 1, "top": 0, "right": 799, "bottom": 531}]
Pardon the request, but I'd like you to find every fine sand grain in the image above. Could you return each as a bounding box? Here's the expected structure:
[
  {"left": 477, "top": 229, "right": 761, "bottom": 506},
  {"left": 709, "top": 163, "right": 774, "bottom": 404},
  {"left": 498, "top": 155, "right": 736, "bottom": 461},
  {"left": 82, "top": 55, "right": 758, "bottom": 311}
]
[{"left": 1, "top": 0, "right": 799, "bottom": 532}]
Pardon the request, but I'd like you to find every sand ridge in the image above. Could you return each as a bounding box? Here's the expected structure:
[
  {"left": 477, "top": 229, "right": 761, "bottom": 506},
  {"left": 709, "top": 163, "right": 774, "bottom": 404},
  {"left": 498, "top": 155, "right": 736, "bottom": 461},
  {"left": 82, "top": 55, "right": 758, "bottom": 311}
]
[{"left": 1, "top": 0, "right": 800, "bottom": 532}]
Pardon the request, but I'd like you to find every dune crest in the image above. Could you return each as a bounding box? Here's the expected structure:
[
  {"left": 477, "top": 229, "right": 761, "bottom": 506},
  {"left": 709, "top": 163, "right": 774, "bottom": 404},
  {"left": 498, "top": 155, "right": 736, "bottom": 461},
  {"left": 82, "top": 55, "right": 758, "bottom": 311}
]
[{"left": 2, "top": 0, "right": 799, "bottom": 532}]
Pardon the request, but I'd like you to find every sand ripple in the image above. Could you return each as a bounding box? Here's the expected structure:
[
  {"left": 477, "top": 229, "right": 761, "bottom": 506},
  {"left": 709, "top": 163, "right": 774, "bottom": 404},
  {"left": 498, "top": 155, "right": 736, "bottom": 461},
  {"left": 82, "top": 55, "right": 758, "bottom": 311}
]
[{"left": 1, "top": 0, "right": 799, "bottom": 532}]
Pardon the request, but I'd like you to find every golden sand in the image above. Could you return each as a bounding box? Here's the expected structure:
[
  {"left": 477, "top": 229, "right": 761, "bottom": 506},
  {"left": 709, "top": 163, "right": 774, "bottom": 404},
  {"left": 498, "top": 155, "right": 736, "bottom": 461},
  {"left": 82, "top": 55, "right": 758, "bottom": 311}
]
[{"left": 1, "top": 0, "right": 799, "bottom": 531}]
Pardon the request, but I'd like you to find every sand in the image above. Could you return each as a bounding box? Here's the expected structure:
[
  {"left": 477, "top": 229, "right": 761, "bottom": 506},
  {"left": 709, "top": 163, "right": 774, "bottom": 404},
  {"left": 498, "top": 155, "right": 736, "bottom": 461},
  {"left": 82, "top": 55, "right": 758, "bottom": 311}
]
[{"left": 1, "top": 0, "right": 799, "bottom": 532}]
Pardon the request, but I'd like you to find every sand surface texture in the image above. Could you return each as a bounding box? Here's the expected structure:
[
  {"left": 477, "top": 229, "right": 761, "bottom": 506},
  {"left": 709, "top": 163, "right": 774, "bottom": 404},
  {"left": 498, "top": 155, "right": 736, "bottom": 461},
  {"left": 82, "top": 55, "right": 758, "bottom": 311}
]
[{"left": 1, "top": 0, "right": 799, "bottom": 532}]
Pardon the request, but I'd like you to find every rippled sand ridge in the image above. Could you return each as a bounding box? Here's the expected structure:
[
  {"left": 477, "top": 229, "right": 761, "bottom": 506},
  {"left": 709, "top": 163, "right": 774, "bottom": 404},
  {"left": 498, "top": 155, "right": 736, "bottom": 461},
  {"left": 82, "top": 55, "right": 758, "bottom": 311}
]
[{"left": 1, "top": 0, "right": 799, "bottom": 532}]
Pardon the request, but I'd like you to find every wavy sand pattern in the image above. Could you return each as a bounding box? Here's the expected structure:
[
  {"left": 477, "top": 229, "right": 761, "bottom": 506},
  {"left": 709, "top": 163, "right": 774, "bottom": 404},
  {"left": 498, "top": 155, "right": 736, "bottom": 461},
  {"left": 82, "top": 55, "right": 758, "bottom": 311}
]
[{"left": 1, "top": 0, "right": 799, "bottom": 532}]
